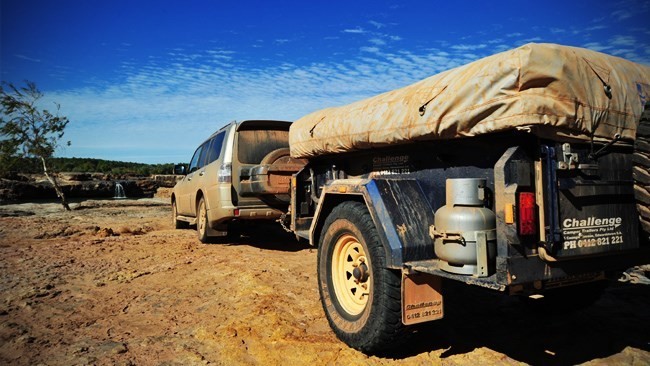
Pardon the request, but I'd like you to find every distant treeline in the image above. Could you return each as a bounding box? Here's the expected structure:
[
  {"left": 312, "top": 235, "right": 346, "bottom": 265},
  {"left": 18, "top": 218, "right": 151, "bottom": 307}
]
[{"left": 2, "top": 157, "right": 176, "bottom": 176}]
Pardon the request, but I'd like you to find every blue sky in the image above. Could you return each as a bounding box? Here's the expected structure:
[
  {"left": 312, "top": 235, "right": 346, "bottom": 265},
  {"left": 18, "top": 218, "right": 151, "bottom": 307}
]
[{"left": 2, "top": 0, "right": 650, "bottom": 164}]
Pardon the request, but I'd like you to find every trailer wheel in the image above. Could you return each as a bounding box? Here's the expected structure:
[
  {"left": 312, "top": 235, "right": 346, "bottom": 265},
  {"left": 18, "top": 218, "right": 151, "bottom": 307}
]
[
  {"left": 634, "top": 103, "right": 650, "bottom": 235},
  {"left": 318, "top": 201, "right": 405, "bottom": 354}
]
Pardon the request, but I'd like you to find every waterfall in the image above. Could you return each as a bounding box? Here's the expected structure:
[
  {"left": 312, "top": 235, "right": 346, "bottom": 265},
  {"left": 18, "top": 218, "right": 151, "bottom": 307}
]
[{"left": 114, "top": 182, "right": 126, "bottom": 199}]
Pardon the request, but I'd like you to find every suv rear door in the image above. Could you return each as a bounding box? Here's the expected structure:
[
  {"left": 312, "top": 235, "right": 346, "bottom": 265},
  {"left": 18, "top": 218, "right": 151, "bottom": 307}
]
[{"left": 231, "top": 120, "right": 292, "bottom": 209}]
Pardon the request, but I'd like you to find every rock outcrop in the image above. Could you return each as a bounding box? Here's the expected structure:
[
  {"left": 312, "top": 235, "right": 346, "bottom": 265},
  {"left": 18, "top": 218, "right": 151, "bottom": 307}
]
[{"left": 0, "top": 173, "right": 182, "bottom": 203}]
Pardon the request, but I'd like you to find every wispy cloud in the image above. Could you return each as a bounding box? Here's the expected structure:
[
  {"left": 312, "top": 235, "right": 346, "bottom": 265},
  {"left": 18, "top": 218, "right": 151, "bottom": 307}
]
[
  {"left": 612, "top": 9, "right": 632, "bottom": 20},
  {"left": 342, "top": 27, "right": 366, "bottom": 34},
  {"left": 14, "top": 54, "right": 41, "bottom": 63},
  {"left": 368, "top": 20, "right": 385, "bottom": 29},
  {"left": 582, "top": 42, "right": 611, "bottom": 52},
  {"left": 206, "top": 49, "right": 235, "bottom": 60},
  {"left": 610, "top": 35, "right": 636, "bottom": 46},
  {"left": 51, "top": 43, "right": 485, "bottom": 162},
  {"left": 360, "top": 46, "right": 380, "bottom": 53},
  {"left": 450, "top": 44, "right": 487, "bottom": 51},
  {"left": 585, "top": 25, "right": 608, "bottom": 31}
]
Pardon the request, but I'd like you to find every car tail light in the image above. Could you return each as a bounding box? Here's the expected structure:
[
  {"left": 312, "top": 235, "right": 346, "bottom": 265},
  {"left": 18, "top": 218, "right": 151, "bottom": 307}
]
[
  {"left": 218, "top": 162, "right": 232, "bottom": 183},
  {"left": 518, "top": 192, "right": 536, "bottom": 236}
]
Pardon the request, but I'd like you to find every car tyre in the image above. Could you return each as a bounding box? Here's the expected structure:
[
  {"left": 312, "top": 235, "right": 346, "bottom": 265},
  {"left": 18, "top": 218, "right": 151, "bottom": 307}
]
[
  {"left": 197, "top": 197, "right": 211, "bottom": 243},
  {"left": 172, "top": 200, "right": 188, "bottom": 229}
]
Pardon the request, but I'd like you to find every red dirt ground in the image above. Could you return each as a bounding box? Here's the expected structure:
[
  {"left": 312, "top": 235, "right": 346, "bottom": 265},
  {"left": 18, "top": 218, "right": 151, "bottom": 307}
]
[{"left": 1, "top": 199, "right": 649, "bottom": 365}]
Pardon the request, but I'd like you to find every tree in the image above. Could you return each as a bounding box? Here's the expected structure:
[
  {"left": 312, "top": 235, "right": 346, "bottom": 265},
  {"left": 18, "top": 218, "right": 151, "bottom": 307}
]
[{"left": 1, "top": 81, "right": 71, "bottom": 211}]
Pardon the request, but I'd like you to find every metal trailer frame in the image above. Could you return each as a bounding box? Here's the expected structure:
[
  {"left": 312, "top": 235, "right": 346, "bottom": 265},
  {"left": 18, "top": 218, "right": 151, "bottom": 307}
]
[{"left": 291, "top": 132, "right": 650, "bottom": 294}]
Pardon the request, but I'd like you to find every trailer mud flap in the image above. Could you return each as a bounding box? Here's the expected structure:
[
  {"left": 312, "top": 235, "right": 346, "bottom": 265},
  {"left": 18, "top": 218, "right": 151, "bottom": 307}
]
[{"left": 401, "top": 273, "right": 443, "bottom": 325}]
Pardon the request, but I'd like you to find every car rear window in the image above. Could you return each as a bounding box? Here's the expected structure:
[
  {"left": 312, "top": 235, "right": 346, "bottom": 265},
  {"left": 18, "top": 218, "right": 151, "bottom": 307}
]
[
  {"left": 237, "top": 129, "right": 289, "bottom": 164},
  {"left": 206, "top": 132, "right": 226, "bottom": 165}
]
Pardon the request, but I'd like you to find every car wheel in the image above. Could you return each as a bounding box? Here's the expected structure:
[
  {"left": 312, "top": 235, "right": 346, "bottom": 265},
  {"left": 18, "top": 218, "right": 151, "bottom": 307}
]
[
  {"left": 172, "top": 200, "right": 188, "bottom": 229},
  {"left": 197, "top": 197, "right": 210, "bottom": 243}
]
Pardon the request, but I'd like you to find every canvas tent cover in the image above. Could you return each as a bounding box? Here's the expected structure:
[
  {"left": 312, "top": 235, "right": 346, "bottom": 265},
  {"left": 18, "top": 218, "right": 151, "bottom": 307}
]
[{"left": 289, "top": 43, "right": 650, "bottom": 159}]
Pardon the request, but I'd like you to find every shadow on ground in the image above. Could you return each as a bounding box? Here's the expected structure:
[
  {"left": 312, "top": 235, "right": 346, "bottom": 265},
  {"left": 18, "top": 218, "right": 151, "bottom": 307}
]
[
  {"left": 393, "top": 280, "right": 650, "bottom": 364},
  {"left": 230, "top": 222, "right": 311, "bottom": 252}
]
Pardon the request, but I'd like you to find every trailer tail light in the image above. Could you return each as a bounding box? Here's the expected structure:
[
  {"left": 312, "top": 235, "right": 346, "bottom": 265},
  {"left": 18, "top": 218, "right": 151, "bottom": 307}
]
[{"left": 518, "top": 192, "right": 536, "bottom": 236}]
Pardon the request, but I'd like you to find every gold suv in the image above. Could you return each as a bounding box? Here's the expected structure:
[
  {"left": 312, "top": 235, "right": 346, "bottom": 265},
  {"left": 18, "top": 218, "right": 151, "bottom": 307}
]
[{"left": 171, "top": 120, "right": 292, "bottom": 242}]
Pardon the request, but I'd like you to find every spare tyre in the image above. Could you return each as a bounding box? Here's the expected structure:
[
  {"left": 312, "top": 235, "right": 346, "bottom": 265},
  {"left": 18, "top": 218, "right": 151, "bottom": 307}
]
[
  {"left": 240, "top": 148, "right": 306, "bottom": 210},
  {"left": 260, "top": 147, "right": 292, "bottom": 165},
  {"left": 634, "top": 103, "right": 650, "bottom": 238},
  {"left": 260, "top": 148, "right": 306, "bottom": 210}
]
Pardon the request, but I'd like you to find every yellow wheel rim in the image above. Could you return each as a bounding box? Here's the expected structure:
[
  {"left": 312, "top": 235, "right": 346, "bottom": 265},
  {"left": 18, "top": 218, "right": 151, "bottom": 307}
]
[{"left": 331, "top": 234, "right": 371, "bottom": 316}]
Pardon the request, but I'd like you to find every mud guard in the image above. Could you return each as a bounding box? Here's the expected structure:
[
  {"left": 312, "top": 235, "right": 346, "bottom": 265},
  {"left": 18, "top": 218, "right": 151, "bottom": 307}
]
[
  {"left": 312, "top": 178, "right": 436, "bottom": 269},
  {"left": 401, "top": 272, "right": 444, "bottom": 325}
]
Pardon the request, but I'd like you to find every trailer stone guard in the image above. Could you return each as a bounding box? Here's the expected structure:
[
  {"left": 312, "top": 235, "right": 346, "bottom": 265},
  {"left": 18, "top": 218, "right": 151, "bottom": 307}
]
[{"left": 236, "top": 43, "right": 650, "bottom": 354}]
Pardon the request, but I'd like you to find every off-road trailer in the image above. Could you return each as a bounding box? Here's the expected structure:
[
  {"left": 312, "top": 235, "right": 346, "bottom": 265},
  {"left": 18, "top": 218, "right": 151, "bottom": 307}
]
[{"left": 245, "top": 43, "right": 650, "bottom": 353}]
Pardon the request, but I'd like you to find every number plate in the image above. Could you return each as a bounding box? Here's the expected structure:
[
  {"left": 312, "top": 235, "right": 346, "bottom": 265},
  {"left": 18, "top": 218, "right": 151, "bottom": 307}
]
[{"left": 401, "top": 273, "right": 443, "bottom": 325}]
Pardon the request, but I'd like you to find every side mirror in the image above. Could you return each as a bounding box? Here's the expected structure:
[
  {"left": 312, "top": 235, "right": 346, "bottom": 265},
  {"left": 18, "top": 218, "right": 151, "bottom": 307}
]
[{"left": 174, "top": 164, "right": 187, "bottom": 175}]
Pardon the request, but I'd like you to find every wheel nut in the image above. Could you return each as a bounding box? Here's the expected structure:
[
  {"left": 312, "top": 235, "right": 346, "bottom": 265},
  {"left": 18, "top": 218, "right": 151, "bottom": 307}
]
[{"left": 352, "top": 263, "right": 369, "bottom": 283}]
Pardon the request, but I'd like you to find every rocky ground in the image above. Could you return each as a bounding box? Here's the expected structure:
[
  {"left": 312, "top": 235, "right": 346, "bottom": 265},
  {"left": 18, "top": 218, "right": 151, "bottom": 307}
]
[
  {"left": 0, "top": 173, "right": 180, "bottom": 203},
  {"left": 0, "top": 198, "right": 649, "bottom": 365}
]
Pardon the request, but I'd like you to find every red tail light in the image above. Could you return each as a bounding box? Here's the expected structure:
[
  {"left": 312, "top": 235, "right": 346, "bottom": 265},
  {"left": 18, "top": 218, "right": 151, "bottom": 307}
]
[{"left": 518, "top": 192, "right": 536, "bottom": 236}]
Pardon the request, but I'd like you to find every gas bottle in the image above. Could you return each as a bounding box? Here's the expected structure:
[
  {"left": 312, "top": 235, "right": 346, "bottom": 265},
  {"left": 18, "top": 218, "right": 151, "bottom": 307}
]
[{"left": 433, "top": 178, "right": 496, "bottom": 276}]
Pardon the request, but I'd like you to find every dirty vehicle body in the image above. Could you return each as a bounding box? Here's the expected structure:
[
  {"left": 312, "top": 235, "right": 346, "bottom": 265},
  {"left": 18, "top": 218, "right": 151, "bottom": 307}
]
[
  {"left": 246, "top": 43, "right": 650, "bottom": 353},
  {"left": 171, "top": 120, "right": 298, "bottom": 242}
]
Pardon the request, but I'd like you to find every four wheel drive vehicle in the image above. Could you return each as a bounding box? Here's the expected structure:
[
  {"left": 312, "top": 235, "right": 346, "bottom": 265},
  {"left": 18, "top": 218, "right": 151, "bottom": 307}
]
[
  {"left": 171, "top": 120, "right": 304, "bottom": 242},
  {"left": 245, "top": 43, "right": 650, "bottom": 354}
]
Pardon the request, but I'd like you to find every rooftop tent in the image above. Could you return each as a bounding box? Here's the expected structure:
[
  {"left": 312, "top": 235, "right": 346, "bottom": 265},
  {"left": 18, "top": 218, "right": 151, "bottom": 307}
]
[{"left": 289, "top": 43, "right": 650, "bottom": 159}]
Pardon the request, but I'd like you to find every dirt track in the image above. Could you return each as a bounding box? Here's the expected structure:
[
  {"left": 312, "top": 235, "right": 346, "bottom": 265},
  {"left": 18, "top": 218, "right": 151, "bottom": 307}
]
[{"left": 1, "top": 199, "right": 649, "bottom": 365}]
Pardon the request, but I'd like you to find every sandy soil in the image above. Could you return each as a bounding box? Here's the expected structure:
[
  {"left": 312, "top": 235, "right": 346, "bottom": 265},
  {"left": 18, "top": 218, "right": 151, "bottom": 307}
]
[{"left": 0, "top": 199, "right": 649, "bottom": 365}]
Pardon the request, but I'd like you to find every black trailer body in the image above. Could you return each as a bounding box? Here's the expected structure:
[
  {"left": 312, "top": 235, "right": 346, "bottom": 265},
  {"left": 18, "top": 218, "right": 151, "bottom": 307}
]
[
  {"left": 292, "top": 131, "right": 648, "bottom": 275},
  {"left": 283, "top": 130, "right": 650, "bottom": 352}
]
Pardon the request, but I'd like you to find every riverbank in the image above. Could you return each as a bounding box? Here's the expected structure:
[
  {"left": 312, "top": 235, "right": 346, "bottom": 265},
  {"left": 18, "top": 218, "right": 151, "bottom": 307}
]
[{"left": 0, "top": 173, "right": 180, "bottom": 203}]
